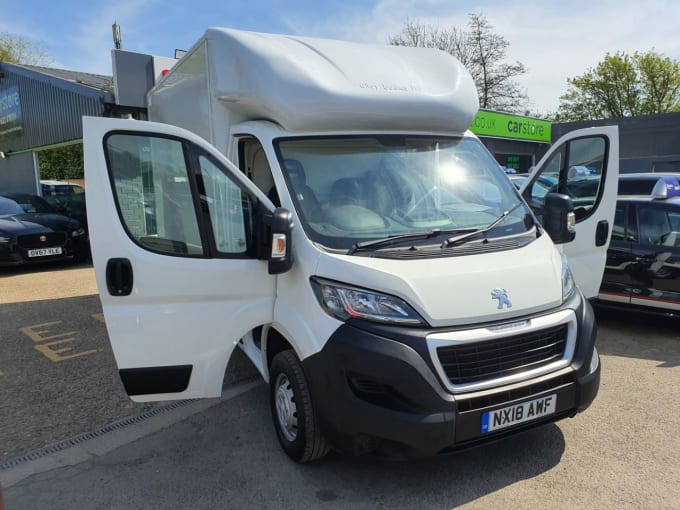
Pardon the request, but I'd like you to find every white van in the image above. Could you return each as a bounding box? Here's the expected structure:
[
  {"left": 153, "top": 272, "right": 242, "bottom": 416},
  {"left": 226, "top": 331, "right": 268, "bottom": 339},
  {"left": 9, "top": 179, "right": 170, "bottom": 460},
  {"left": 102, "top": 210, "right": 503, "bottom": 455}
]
[{"left": 84, "top": 28, "right": 618, "bottom": 462}]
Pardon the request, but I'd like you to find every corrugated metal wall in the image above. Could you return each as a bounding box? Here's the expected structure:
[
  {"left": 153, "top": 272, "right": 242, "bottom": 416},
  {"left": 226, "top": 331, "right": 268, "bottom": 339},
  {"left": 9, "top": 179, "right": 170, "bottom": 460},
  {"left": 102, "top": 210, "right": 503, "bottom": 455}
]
[
  {"left": 0, "top": 68, "right": 108, "bottom": 152},
  {"left": 552, "top": 113, "right": 680, "bottom": 173}
]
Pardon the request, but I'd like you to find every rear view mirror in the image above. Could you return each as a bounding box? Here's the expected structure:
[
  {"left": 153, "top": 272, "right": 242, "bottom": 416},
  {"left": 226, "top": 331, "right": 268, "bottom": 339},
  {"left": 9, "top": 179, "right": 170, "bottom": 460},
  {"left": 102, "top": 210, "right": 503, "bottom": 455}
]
[
  {"left": 543, "top": 193, "right": 575, "bottom": 244},
  {"left": 267, "top": 207, "right": 294, "bottom": 274}
]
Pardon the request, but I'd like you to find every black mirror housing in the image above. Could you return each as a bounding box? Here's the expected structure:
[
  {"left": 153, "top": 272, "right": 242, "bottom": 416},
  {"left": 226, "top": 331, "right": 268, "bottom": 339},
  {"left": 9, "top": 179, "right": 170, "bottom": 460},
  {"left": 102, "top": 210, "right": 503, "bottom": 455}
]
[
  {"left": 266, "top": 207, "right": 294, "bottom": 275},
  {"left": 543, "top": 193, "right": 576, "bottom": 244}
]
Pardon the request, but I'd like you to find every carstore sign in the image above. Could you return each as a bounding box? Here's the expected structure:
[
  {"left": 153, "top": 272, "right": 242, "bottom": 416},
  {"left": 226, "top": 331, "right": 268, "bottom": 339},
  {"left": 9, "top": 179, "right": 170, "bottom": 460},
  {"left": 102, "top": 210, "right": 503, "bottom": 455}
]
[
  {"left": 471, "top": 110, "right": 551, "bottom": 143},
  {"left": 0, "top": 86, "right": 23, "bottom": 139}
]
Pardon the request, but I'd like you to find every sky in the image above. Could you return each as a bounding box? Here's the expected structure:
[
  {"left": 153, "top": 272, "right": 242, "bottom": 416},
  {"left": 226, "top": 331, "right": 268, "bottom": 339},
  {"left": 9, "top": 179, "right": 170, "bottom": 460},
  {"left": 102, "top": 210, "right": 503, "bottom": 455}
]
[{"left": 2, "top": 0, "right": 680, "bottom": 115}]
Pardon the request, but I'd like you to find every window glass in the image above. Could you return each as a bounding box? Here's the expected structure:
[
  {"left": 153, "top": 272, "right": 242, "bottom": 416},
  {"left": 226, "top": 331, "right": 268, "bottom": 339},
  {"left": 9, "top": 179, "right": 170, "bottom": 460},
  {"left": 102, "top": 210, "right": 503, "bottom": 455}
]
[
  {"left": 612, "top": 205, "right": 626, "bottom": 241},
  {"left": 276, "top": 136, "right": 530, "bottom": 251},
  {"left": 531, "top": 149, "right": 561, "bottom": 202},
  {"left": 527, "top": 136, "right": 607, "bottom": 222},
  {"left": 668, "top": 210, "right": 680, "bottom": 231},
  {"left": 638, "top": 206, "right": 671, "bottom": 246},
  {"left": 565, "top": 137, "right": 605, "bottom": 216},
  {"left": 106, "top": 134, "right": 204, "bottom": 256},
  {"left": 198, "top": 155, "right": 251, "bottom": 254}
]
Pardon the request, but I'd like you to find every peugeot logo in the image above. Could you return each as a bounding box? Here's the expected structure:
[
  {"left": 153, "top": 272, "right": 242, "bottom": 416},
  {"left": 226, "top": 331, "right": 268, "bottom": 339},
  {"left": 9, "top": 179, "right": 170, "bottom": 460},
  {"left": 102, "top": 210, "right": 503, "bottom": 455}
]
[
  {"left": 491, "top": 288, "right": 512, "bottom": 309},
  {"left": 39, "top": 235, "right": 47, "bottom": 242}
]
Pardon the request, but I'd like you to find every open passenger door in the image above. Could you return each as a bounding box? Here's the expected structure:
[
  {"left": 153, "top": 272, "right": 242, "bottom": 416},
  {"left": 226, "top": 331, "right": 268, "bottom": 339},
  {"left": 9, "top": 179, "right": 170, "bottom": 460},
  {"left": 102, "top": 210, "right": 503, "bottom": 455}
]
[
  {"left": 84, "top": 117, "right": 279, "bottom": 401},
  {"left": 521, "top": 126, "right": 619, "bottom": 298}
]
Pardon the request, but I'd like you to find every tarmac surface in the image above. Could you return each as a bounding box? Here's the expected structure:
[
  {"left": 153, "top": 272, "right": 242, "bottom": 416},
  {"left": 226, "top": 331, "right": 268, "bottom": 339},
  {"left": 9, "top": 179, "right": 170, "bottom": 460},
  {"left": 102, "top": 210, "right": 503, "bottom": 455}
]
[{"left": 1, "top": 262, "right": 679, "bottom": 509}]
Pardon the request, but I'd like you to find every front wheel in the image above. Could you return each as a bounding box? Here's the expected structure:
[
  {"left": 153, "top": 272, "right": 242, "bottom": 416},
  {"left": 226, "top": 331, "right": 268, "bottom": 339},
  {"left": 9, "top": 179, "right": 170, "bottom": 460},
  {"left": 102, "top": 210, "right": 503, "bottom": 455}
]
[{"left": 269, "top": 350, "right": 329, "bottom": 463}]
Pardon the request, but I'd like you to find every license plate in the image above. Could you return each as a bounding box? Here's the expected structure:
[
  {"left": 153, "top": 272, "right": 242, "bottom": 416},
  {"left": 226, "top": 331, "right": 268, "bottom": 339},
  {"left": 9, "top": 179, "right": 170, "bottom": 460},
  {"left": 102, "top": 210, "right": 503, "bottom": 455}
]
[
  {"left": 28, "top": 247, "right": 63, "bottom": 257},
  {"left": 481, "top": 394, "right": 556, "bottom": 434}
]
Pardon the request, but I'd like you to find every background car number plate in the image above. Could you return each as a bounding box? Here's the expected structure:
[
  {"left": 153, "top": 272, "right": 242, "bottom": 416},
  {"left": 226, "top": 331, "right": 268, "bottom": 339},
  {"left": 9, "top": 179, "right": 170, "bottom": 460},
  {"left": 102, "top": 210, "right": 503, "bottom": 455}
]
[
  {"left": 481, "top": 394, "right": 556, "bottom": 434},
  {"left": 28, "top": 247, "right": 62, "bottom": 257}
]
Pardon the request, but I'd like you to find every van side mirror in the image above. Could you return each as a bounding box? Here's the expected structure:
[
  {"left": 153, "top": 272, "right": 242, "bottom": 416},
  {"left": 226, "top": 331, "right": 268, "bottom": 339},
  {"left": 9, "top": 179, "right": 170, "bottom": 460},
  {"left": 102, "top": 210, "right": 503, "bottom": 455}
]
[
  {"left": 543, "top": 193, "right": 576, "bottom": 244},
  {"left": 266, "top": 207, "right": 294, "bottom": 275}
]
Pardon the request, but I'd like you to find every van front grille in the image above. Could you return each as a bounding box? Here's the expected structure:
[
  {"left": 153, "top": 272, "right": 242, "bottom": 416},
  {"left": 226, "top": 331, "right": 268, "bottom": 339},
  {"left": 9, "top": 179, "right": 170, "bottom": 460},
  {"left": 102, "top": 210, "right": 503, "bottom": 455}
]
[{"left": 436, "top": 324, "right": 568, "bottom": 386}]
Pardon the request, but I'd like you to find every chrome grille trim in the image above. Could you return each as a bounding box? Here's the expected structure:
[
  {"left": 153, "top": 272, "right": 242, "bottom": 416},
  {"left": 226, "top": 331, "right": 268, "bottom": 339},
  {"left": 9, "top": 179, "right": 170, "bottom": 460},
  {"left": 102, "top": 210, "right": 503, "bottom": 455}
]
[{"left": 427, "top": 309, "right": 577, "bottom": 394}]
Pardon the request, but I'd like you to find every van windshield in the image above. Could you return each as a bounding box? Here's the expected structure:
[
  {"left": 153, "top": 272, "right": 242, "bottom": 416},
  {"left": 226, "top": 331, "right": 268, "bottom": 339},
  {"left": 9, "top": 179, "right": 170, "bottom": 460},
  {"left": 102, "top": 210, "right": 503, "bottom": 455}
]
[{"left": 276, "top": 136, "right": 530, "bottom": 251}]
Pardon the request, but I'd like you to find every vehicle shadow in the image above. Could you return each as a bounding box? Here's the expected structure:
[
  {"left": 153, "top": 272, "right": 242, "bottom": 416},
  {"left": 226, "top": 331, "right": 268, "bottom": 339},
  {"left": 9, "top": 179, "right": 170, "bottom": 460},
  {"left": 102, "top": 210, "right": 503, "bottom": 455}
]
[
  {"left": 3, "top": 384, "right": 566, "bottom": 510},
  {"left": 594, "top": 307, "right": 680, "bottom": 368},
  {"left": 316, "top": 423, "right": 566, "bottom": 509}
]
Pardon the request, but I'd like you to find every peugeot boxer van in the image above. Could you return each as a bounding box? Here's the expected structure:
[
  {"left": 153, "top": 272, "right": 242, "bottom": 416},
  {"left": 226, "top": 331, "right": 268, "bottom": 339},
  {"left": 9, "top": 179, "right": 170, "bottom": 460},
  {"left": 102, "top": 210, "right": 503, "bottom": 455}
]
[{"left": 84, "top": 28, "right": 618, "bottom": 461}]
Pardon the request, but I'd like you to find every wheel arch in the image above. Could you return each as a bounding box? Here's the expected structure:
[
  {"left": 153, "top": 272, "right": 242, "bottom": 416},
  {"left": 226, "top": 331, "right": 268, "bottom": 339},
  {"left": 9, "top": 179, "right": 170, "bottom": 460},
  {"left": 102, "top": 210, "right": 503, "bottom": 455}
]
[{"left": 264, "top": 326, "right": 297, "bottom": 380}]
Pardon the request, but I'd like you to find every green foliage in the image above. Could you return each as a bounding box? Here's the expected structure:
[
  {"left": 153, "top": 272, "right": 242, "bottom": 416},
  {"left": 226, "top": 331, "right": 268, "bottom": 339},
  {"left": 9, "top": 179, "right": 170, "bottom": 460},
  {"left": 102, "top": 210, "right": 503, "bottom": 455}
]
[
  {"left": 0, "top": 31, "right": 51, "bottom": 65},
  {"left": 389, "top": 13, "right": 528, "bottom": 113},
  {"left": 38, "top": 143, "right": 84, "bottom": 180},
  {"left": 555, "top": 50, "right": 680, "bottom": 121}
]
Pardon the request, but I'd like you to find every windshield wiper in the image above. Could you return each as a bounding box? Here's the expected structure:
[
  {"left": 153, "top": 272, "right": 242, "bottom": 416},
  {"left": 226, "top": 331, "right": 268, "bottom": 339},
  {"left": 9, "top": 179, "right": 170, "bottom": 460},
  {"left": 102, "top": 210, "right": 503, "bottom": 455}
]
[
  {"left": 348, "top": 229, "right": 473, "bottom": 255},
  {"left": 441, "top": 203, "right": 525, "bottom": 248}
]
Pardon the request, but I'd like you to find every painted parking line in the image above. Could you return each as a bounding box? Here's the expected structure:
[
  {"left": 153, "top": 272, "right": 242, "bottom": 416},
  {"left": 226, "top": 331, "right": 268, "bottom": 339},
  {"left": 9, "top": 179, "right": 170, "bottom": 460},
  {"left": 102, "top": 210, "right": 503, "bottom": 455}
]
[{"left": 19, "top": 321, "right": 99, "bottom": 362}]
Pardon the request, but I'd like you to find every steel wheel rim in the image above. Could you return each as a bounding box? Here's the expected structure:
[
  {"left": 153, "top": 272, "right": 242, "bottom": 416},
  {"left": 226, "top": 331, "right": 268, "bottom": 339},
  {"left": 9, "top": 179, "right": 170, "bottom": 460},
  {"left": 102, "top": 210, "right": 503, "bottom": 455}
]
[{"left": 274, "top": 373, "right": 298, "bottom": 442}]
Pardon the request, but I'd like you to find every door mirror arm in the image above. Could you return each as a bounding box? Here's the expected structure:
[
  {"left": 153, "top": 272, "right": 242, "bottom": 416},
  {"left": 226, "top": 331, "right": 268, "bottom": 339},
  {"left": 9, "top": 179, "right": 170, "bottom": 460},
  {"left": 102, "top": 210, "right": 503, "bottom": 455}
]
[
  {"left": 261, "top": 207, "right": 294, "bottom": 274},
  {"left": 543, "top": 193, "right": 576, "bottom": 244}
]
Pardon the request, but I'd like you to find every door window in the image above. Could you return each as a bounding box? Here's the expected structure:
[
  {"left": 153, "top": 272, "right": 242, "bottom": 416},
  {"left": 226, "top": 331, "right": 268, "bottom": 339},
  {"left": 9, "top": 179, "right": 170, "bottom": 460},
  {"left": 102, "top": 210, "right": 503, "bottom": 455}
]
[
  {"left": 106, "top": 134, "right": 258, "bottom": 258},
  {"left": 638, "top": 206, "right": 673, "bottom": 246},
  {"left": 528, "top": 136, "right": 608, "bottom": 222},
  {"left": 612, "top": 205, "right": 626, "bottom": 242},
  {"left": 198, "top": 154, "right": 252, "bottom": 254},
  {"left": 106, "top": 134, "right": 204, "bottom": 256}
]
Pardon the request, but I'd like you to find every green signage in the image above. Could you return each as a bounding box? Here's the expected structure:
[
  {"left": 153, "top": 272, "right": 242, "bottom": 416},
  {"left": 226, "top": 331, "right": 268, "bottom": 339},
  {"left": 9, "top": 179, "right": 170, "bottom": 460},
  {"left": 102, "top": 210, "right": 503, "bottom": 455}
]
[{"left": 470, "top": 110, "right": 551, "bottom": 143}]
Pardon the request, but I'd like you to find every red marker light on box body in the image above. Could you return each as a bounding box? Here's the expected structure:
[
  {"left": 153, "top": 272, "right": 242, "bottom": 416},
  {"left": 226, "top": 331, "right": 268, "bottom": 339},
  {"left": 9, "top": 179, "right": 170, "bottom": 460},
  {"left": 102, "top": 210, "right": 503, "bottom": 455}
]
[{"left": 161, "top": 69, "right": 169, "bottom": 77}]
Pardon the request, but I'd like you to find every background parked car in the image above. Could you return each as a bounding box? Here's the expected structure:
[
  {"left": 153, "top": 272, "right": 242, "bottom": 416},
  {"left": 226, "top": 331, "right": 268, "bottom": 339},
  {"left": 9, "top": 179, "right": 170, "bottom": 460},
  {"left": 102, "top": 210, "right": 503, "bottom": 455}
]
[
  {"left": 40, "top": 180, "right": 85, "bottom": 196},
  {"left": 617, "top": 172, "right": 680, "bottom": 195},
  {"left": 39, "top": 181, "right": 88, "bottom": 234},
  {"left": 0, "top": 194, "right": 89, "bottom": 266},
  {"left": 596, "top": 174, "right": 680, "bottom": 316}
]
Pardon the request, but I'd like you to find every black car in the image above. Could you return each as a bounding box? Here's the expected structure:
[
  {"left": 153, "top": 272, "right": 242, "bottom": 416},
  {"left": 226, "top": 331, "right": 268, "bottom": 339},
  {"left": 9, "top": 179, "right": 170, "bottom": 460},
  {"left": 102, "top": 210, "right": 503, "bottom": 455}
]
[
  {"left": 596, "top": 174, "right": 680, "bottom": 316},
  {"left": 0, "top": 193, "right": 89, "bottom": 266},
  {"left": 618, "top": 172, "right": 680, "bottom": 195}
]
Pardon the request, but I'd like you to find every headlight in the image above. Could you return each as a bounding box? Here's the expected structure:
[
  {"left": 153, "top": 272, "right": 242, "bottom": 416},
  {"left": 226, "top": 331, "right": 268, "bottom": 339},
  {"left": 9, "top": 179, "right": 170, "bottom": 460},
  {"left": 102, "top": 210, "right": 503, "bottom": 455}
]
[
  {"left": 561, "top": 253, "right": 575, "bottom": 302},
  {"left": 0, "top": 236, "right": 10, "bottom": 243},
  {"left": 310, "top": 277, "right": 425, "bottom": 325},
  {"left": 71, "top": 227, "right": 86, "bottom": 237}
]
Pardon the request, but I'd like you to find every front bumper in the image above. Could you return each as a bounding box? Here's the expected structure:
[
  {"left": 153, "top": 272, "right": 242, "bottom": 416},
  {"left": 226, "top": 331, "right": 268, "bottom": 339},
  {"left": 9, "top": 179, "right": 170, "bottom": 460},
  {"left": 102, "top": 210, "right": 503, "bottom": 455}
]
[
  {"left": 0, "top": 236, "right": 87, "bottom": 266},
  {"left": 301, "top": 291, "right": 600, "bottom": 458}
]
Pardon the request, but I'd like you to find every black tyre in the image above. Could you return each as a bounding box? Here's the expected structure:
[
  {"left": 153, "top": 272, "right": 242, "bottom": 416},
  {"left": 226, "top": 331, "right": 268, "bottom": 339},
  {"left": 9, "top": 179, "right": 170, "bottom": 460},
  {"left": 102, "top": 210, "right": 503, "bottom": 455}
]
[{"left": 269, "top": 350, "right": 330, "bottom": 463}]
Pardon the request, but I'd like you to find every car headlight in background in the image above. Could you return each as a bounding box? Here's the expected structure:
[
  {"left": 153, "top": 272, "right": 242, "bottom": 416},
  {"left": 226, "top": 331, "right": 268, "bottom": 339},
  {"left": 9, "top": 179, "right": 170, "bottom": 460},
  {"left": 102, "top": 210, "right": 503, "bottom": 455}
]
[
  {"left": 310, "top": 277, "right": 425, "bottom": 325},
  {"left": 71, "top": 227, "right": 86, "bottom": 237},
  {"left": 561, "top": 252, "right": 575, "bottom": 302}
]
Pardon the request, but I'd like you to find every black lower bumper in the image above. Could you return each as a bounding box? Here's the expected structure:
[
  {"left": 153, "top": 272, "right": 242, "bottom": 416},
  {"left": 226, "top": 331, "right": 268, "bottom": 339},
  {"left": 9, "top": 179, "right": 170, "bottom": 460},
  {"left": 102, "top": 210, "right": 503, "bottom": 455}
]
[{"left": 301, "top": 292, "right": 600, "bottom": 458}]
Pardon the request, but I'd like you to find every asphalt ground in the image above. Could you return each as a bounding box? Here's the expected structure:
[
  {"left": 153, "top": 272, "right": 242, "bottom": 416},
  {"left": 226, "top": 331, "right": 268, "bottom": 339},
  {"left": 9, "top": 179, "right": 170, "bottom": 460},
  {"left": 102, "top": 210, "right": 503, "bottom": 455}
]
[
  {"left": 0, "top": 261, "right": 258, "bottom": 463},
  {"left": 0, "top": 262, "right": 679, "bottom": 508}
]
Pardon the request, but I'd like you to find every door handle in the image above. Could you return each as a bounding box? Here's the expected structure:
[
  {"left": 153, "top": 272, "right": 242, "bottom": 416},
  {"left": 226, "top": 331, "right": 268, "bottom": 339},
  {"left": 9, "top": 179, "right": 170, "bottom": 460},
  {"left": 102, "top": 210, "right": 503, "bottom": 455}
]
[
  {"left": 595, "top": 220, "right": 609, "bottom": 247},
  {"left": 106, "top": 258, "right": 134, "bottom": 296}
]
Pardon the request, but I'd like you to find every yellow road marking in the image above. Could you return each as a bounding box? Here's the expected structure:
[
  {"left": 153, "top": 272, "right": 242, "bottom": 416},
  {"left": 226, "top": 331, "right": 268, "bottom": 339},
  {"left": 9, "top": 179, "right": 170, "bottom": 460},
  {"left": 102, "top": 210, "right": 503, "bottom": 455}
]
[{"left": 19, "top": 321, "right": 98, "bottom": 362}]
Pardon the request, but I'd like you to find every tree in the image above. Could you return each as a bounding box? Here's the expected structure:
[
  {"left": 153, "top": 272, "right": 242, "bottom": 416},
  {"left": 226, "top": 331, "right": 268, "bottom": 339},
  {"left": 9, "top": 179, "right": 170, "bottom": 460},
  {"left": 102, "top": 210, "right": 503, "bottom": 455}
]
[
  {"left": 0, "top": 33, "right": 77, "bottom": 178},
  {"left": 555, "top": 50, "right": 680, "bottom": 121},
  {"left": 38, "top": 144, "right": 84, "bottom": 181},
  {"left": 389, "top": 13, "right": 528, "bottom": 113},
  {"left": 0, "top": 31, "right": 51, "bottom": 65}
]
